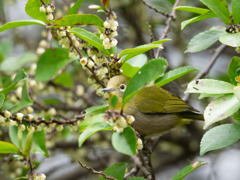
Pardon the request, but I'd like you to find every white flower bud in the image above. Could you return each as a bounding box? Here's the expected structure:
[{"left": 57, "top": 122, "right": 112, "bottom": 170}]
[
  {"left": 110, "top": 38, "right": 118, "bottom": 47},
  {"left": 103, "top": 38, "right": 111, "bottom": 49},
  {"left": 26, "top": 114, "right": 34, "bottom": 121},
  {"left": 59, "top": 30, "right": 67, "bottom": 37},
  {"left": 69, "top": 124, "right": 78, "bottom": 131},
  {"left": 26, "top": 106, "right": 34, "bottom": 114},
  {"left": 79, "top": 57, "right": 88, "bottom": 66},
  {"left": 47, "top": 108, "right": 56, "bottom": 116},
  {"left": 87, "top": 77, "right": 95, "bottom": 84},
  {"left": 76, "top": 85, "right": 84, "bottom": 96},
  {"left": 39, "top": 173, "right": 46, "bottom": 180},
  {"left": 113, "top": 126, "right": 124, "bottom": 133},
  {"left": 27, "top": 126, "right": 35, "bottom": 132},
  {"left": 87, "top": 60, "right": 94, "bottom": 68},
  {"left": 16, "top": 113, "right": 24, "bottom": 121},
  {"left": 4, "top": 111, "right": 11, "bottom": 118},
  {"left": 100, "top": 33, "right": 107, "bottom": 40},
  {"left": 36, "top": 47, "right": 45, "bottom": 55},
  {"left": 137, "top": 138, "right": 143, "bottom": 150},
  {"left": 56, "top": 124, "right": 63, "bottom": 131},
  {"left": 109, "top": 31, "right": 118, "bottom": 38},
  {"left": 40, "top": 6, "right": 46, "bottom": 13},
  {"left": 69, "top": 51, "right": 77, "bottom": 58},
  {"left": 19, "top": 124, "right": 26, "bottom": 131},
  {"left": 46, "top": 13, "right": 54, "bottom": 21},
  {"left": 103, "top": 21, "right": 111, "bottom": 28},
  {"left": 46, "top": 6, "right": 54, "bottom": 13},
  {"left": 117, "top": 117, "right": 127, "bottom": 128},
  {"left": 39, "top": 40, "right": 48, "bottom": 48},
  {"left": 126, "top": 115, "right": 135, "bottom": 124},
  {"left": 0, "top": 116, "right": 4, "bottom": 123}
]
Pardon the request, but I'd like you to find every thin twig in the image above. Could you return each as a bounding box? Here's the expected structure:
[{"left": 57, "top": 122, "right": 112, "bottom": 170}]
[
  {"left": 155, "top": 0, "right": 180, "bottom": 58},
  {"left": 78, "top": 161, "right": 117, "bottom": 180},
  {"left": 141, "top": 0, "right": 172, "bottom": 18},
  {"left": 182, "top": 44, "right": 227, "bottom": 101},
  {"left": 40, "top": 0, "right": 47, "bottom": 6}
]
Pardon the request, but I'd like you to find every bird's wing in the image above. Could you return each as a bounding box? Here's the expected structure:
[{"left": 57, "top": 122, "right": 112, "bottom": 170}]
[{"left": 130, "top": 85, "right": 192, "bottom": 114}]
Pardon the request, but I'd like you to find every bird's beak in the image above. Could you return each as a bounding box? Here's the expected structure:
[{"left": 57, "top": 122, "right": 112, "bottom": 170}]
[{"left": 101, "top": 88, "right": 116, "bottom": 92}]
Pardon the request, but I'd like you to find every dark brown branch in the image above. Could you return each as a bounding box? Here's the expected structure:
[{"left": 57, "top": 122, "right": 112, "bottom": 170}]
[
  {"left": 182, "top": 44, "right": 227, "bottom": 101},
  {"left": 155, "top": 0, "right": 180, "bottom": 58},
  {"left": 141, "top": 0, "right": 172, "bottom": 18},
  {"left": 40, "top": 0, "right": 47, "bottom": 6},
  {"left": 78, "top": 161, "right": 117, "bottom": 180}
]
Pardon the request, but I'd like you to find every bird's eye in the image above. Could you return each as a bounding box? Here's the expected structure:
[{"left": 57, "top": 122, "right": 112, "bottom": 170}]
[{"left": 119, "top": 84, "right": 126, "bottom": 91}]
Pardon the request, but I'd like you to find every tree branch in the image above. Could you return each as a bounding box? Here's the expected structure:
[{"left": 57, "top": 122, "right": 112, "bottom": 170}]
[
  {"left": 78, "top": 161, "right": 117, "bottom": 180},
  {"left": 182, "top": 44, "right": 227, "bottom": 101},
  {"left": 155, "top": 0, "right": 181, "bottom": 58}
]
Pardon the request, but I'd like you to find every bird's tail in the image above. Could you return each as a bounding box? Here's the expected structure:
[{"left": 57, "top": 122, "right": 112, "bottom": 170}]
[{"left": 180, "top": 112, "right": 204, "bottom": 121}]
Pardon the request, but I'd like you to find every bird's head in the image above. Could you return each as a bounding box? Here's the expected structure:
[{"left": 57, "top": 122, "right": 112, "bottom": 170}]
[{"left": 102, "top": 75, "right": 130, "bottom": 109}]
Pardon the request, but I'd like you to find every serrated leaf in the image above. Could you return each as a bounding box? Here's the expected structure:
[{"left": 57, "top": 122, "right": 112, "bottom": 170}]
[
  {"left": 85, "top": 104, "right": 109, "bottom": 119},
  {"left": 1, "top": 52, "right": 37, "bottom": 72},
  {"left": 99, "top": 162, "right": 128, "bottom": 180},
  {"left": 219, "top": 32, "right": 240, "bottom": 47},
  {"left": 200, "top": 124, "right": 240, "bottom": 156},
  {"left": 123, "top": 58, "right": 168, "bottom": 106},
  {"left": 204, "top": 94, "right": 240, "bottom": 129},
  {"left": 0, "top": 141, "right": 19, "bottom": 154},
  {"left": 69, "top": 28, "right": 110, "bottom": 55},
  {"left": 181, "top": 11, "right": 216, "bottom": 30},
  {"left": 112, "top": 126, "right": 137, "bottom": 156},
  {"left": 200, "top": 0, "right": 231, "bottom": 25},
  {"left": 67, "top": 0, "right": 83, "bottom": 15},
  {"left": 0, "top": 20, "right": 45, "bottom": 33},
  {"left": 78, "top": 122, "right": 112, "bottom": 147},
  {"left": 155, "top": 66, "right": 197, "bottom": 86},
  {"left": 232, "top": 0, "right": 240, "bottom": 25},
  {"left": 53, "top": 14, "right": 103, "bottom": 28},
  {"left": 185, "top": 26, "right": 225, "bottom": 53},
  {"left": 119, "top": 39, "right": 171, "bottom": 63},
  {"left": 171, "top": 161, "right": 207, "bottom": 180},
  {"left": 185, "top": 79, "right": 234, "bottom": 94},
  {"left": 0, "top": 93, "right": 5, "bottom": 108},
  {"left": 120, "top": 54, "right": 147, "bottom": 78},
  {"left": 11, "top": 81, "right": 33, "bottom": 113},
  {"left": 228, "top": 57, "right": 240, "bottom": 85},
  {"left": 25, "top": 0, "right": 47, "bottom": 23},
  {"left": 35, "top": 48, "right": 72, "bottom": 82},
  {"left": 33, "top": 130, "right": 49, "bottom": 157},
  {"left": 174, "top": 6, "right": 209, "bottom": 14}
]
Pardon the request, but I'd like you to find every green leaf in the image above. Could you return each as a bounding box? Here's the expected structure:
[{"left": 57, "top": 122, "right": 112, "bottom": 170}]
[
  {"left": 85, "top": 104, "right": 109, "bottom": 119},
  {"left": 119, "top": 39, "right": 171, "bottom": 63},
  {"left": 185, "top": 79, "right": 234, "bottom": 94},
  {"left": 185, "top": 26, "right": 225, "bottom": 53},
  {"left": 123, "top": 58, "right": 168, "bottom": 106},
  {"left": 78, "top": 122, "right": 112, "bottom": 147},
  {"left": 232, "top": 0, "right": 240, "bottom": 24},
  {"left": 198, "top": 93, "right": 222, "bottom": 99},
  {"left": 67, "top": 0, "right": 83, "bottom": 15},
  {"left": 200, "top": 124, "right": 240, "bottom": 156},
  {"left": 33, "top": 130, "right": 49, "bottom": 157},
  {"left": 15, "top": 177, "right": 28, "bottom": 180},
  {"left": 0, "top": 20, "right": 45, "bottom": 33},
  {"left": 0, "top": 39, "right": 12, "bottom": 61},
  {"left": 79, "top": 114, "right": 105, "bottom": 132},
  {"left": 228, "top": 57, "right": 240, "bottom": 85},
  {"left": 155, "top": 66, "right": 197, "bottom": 87},
  {"left": 174, "top": 6, "right": 209, "bottom": 14},
  {"left": 0, "top": 70, "right": 28, "bottom": 97},
  {"left": 0, "top": 141, "right": 19, "bottom": 154},
  {"left": 204, "top": 94, "right": 240, "bottom": 129},
  {"left": 25, "top": 0, "right": 47, "bottom": 23},
  {"left": 11, "top": 81, "right": 33, "bottom": 113},
  {"left": 53, "top": 14, "right": 103, "bottom": 28},
  {"left": 23, "top": 130, "right": 34, "bottom": 158},
  {"left": 111, "top": 126, "right": 137, "bottom": 156},
  {"left": 200, "top": 0, "right": 231, "bottom": 25},
  {"left": 181, "top": 11, "right": 216, "bottom": 30},
  {"left": 233, "top": 109, "right": 240, "bottom": 123},
  {"left": 99, "top": 162, "right": 128, "bottom": 180},
  {"left": 110, "top": 95, "right": 118, "bottom": 110},
  {"left": 69, "top": 28, "right": 110, "bottom": 55},
  {"left": 54, "top": 72, "right": 74, "bottom": 88},
  {"left": 35, "top": 48, "right": 72, "bottom": 82},
  {"left": 219, "top": 32, "right": 240, "bottom": 47},
  {"left": 171, "top": 161, "right": 207, "bottom": 180},
  {"left": 1, "top": 52, "right": 37, "bottom": 72},
  {"left": 0, "top": 93, "right": 5, "bottom": 108},
  {"left": 120, "top": 54, "right": 147, "bottom": 78}
]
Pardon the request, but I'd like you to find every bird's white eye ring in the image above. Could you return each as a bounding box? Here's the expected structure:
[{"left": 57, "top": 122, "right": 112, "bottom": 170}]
[{"left": 119, "top": 84, "right": 126, "bottom": 91}]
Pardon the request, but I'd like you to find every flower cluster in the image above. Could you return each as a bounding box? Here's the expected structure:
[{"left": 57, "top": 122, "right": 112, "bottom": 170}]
[
  {"left": 32, "top": 173, "right": 46, "bottom": 180},
  {"left": 100, "top": 18, "right": 118, "bottom": 49},
  {"left": 40, "top": 4, "right": 55, "bottom": 21},
  {"left": 103, "top": 110, "right": 135, "bottom": 133},
  {"left": 108, "top": 55, "right": 123, "bottom": 78},
  {"left": 226, "top": 24, "right": 240, "bottom": 34}
]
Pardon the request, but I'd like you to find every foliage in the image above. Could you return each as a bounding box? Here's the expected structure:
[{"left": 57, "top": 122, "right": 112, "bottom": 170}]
[{"left": 0, "top": 0, "right": 240, "bottom": 179}]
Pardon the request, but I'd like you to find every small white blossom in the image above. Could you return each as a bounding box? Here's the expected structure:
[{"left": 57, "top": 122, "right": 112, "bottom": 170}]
[
  {"left": 46, "top": 13, "right": 54, "bottom": 21},
  {"left": 103, "top": 38, "right": 111, "bottom": 49},
  {"left": 56, "top": 124, "right": 64, "bottom": 131},
  {"left": 40, "top": 6, "right": 46, "bottom": 13},
  {"left": 16, "top": 113, "right": 24, "bottom": 121},
  {"left": 36, "top": 47, "right": 45, "bottom": 55},
  {"left": 46, "top": 6, "right": 54, "bottom": 13},
  {"left": 87, "top": 60, "right": 94, "bottom": 68},
  {"left": 79, "top": 57, "right": 88, "bottom": 66},
  {"left": 4, "top": 111, "right": 11, "bottom": 118}
]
